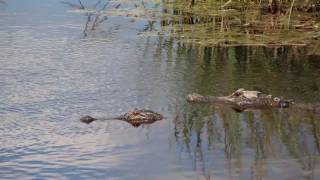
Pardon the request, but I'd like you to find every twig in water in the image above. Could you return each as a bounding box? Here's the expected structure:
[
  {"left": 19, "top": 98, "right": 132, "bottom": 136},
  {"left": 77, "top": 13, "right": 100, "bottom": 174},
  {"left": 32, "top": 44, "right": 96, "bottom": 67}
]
[
  {"left": 288, "top": 0, "right": 295, "bottom": 27},
  {"left": 93, "top": 0, "right": 102, "bottom": 8},
  {"left": 78, "top": 0, "right": 85, "bottom": 9},
  {"left": 222, "top": 0, "right": 232, "bottom": 8},
  {"left": 60, "top": 1, "right": 83, "bottom": 9},
  {"left": 91, "top": 0, "right": 110, "bottom": 30}
]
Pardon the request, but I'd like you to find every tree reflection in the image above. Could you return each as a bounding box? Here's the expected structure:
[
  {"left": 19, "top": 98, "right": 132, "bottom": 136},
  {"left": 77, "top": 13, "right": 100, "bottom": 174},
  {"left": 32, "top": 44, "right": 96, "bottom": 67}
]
[
  {"left": 163, "top": 43, "right": 320, "bottom": 179},
  {"left": 173, "top": 103, "right": 320, "bottom": 178}
]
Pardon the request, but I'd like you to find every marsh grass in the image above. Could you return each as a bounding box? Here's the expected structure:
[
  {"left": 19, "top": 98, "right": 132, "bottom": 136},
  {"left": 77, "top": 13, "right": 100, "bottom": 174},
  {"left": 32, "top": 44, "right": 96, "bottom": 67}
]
[
  {"left": 156, "top": 0, "right": 320, "bottom": 47},
  {"left": 63, "top": 0, "right": 319, "bottom": 48}
]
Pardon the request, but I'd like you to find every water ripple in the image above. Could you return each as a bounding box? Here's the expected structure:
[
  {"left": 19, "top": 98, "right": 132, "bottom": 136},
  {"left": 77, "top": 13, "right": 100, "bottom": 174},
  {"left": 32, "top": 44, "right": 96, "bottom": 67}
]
[{"left": 0, "top": 0, "right": 319, "bottom": 179}]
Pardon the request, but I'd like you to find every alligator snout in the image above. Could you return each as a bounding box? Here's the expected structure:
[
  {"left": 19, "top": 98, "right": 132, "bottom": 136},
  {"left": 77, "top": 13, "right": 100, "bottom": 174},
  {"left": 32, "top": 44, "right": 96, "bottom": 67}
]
[{"left": 80, "top": 115, "right": 97, "bottom": 124}]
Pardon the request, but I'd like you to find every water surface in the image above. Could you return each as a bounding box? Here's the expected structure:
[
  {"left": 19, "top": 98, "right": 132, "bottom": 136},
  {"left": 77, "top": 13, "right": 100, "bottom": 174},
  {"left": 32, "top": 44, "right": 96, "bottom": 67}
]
[{"left": 0, "top": 0, "right": 319, "bottom": 179}]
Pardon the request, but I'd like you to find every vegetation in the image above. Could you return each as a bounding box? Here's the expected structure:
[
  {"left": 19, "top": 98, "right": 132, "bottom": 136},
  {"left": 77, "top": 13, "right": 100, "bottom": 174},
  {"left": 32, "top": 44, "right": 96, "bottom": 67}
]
[
  {"left": 63, "top": 0, "right": 320, "bottom": 48},
  {"left": 156, "top": 0, "right": 320, "bottom": 47}
]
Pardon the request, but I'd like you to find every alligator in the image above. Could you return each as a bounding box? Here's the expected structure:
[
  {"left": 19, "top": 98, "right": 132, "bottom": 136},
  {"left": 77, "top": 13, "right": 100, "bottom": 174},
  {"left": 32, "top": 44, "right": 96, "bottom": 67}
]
[
  {"left": 186, "top": 88, "right": 292, "bottom": 112},
  {"left": 80, "top": 109, "right": 163, "bottom": 127}
]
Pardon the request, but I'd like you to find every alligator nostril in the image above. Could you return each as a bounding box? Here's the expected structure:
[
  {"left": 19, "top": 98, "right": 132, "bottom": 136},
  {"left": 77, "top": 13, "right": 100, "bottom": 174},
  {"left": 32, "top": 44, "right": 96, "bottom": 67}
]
[{"left": 280, "top": 101, "right": 290, "bottom": 108}]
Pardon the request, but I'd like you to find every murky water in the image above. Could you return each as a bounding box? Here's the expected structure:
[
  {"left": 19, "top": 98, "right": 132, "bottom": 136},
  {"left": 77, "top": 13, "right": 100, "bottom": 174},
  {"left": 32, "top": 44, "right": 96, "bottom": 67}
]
[{"left": 0, "top": 0, "right": 319, "bottom": 179}]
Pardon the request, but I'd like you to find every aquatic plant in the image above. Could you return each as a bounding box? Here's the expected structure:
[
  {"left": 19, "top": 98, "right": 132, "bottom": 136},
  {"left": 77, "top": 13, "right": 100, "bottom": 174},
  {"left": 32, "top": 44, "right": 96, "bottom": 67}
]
[
  {"left": 63, "top": 0, "right": 319, "bottom": 47},
  {"left": 62, "top": 0, "right": 160, "bottom": 36},
  {"left": 155, "top": 0, "right": 320, "bottom": 47}
]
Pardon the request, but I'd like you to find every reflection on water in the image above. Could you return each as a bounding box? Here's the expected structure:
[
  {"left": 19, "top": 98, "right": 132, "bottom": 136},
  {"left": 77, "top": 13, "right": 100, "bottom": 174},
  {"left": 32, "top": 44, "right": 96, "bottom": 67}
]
[
  {"left": 173, "top": 104, "right": 320, "bottom": 179},
  {"left": 0, "top": 0, "right": 319, "bottom": 179},
  {"left": 165, "top": 41, "right": 320, "bottom": 179}
]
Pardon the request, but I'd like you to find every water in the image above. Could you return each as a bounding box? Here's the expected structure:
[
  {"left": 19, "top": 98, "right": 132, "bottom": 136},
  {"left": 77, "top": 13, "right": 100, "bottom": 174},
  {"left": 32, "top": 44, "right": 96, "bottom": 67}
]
[{"left": 0, "top": 0, "right": 319, "bottom": 179}]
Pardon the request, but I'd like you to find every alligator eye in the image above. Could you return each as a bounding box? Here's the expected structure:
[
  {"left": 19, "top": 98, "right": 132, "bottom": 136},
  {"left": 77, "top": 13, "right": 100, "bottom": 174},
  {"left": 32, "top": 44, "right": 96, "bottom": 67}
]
[{"left": 273, "top": 97, "right": 280, "bottom": 102}]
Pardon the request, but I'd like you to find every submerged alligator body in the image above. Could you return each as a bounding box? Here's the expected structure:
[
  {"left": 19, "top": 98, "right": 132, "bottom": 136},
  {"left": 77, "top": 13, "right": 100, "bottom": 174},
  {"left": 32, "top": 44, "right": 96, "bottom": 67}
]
[
  {"left": 80, "top": 109, "right": 163, "bottom": 127},
  {"left": 186, "top": 88, "right": 292, "bottom": 111}
]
